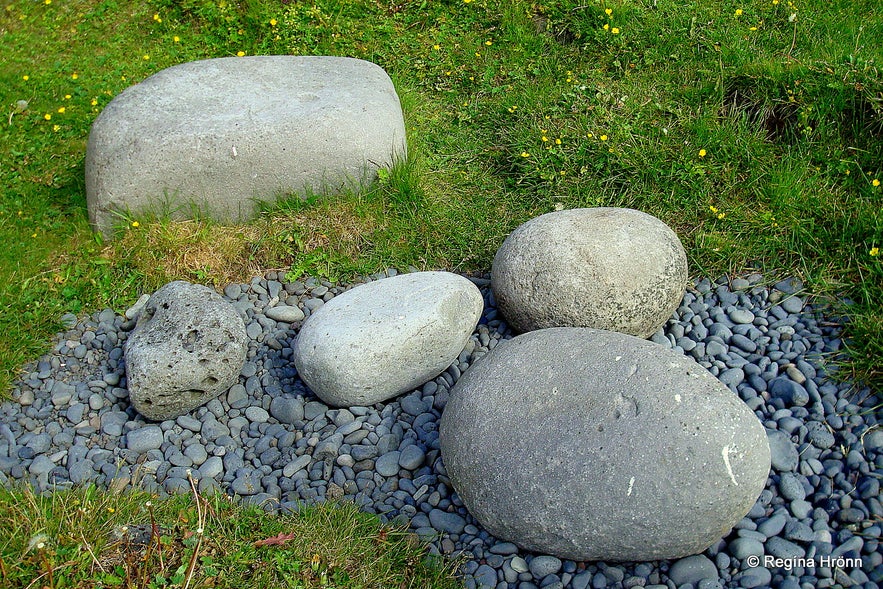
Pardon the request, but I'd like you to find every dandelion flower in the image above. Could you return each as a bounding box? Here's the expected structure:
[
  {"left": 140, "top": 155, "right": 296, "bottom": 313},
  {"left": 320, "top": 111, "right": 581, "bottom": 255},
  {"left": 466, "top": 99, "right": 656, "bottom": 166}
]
[
  {"left": 433, "top": 44, "right": 440, "bottom": 50},
  {"left": 71, "top": 73, "right": 78, "bottom": 79},
  {"left": 555, "top": 138, "right": 562, "bottom": 145},
  {"left": 44, "top": 0, "right": 51, "bottom": 4},
  {"left": 717, "top": 212, "right": 726, "bottom": 219},
  {"left": 237, "top": 51, "right": 246, "bottom": 57},
  {"left": 270, "top": 18, "right": 277, "bottom": 26},
  {"left": 749, "top": 26, "right": 757, "bottom": 31},
  {"left": 873, "top": 179, "right": 880, "bottom": 187},
  {"left": 131, "top": 221, "right": 140, "bottom": 228},
  {"left": 53, "top": 124, "right": 60, "bottom": 131},
  {"left": 44, "top": 113, "right": 51, "bottom": 120},
  {"left": 22, "top": 75, "right": 29, "bottom": 81},
  {"left": 57, "top": 107, "right": 65, "bottom": 113},
  {"left": 605, "top": 8, "right": 613, "bottom": 15},
  {"left": 845, "top": 170, "right": 850, "bottom": 175},
  {"left": 520, "top": 152, "right": 531, "bottom": 158},
  {"left": 773, "top": 0, "right": 779, "bottom": 4},
  {"left": 699, "top": 149, "right": 707, "bottom": 158},
  {"left": 173, "top": 35, "right": 180, "bottom": 42},
  {"left": 485, "top": 40, "right": 492, "bottom": 46},
  {"left": 91, "top": 99, "right": 98, "bottom": 106},
  {"left": 542, "top": 136, "right": 549, "bottom": 142},
  {"left": 107, "top": 507, "right": 115, "bottom": 513},
  {"left": 600, "top": 135, "right": 608, "bottom": 141},
  {"left": 603, "top": 23, "right": 609, "bottom": 30},
  {"left": 871, "top": 247, "right": 880, "bottom": 256},
  {"left": 64, "top": 94, "right": 71, "bottom": 99},
  {"left": 735, "top": 8, "right": 743, "bottom": 16},
  {"left": 153, "top": 14, "right": 162, "bottom": 23},
  {"left": 612, "top": 27, "right": 620, "bottom": 34},
  {"left": 463, "top": 0, "right": 472, "bottom": 3},
  {"left": 709, "top": 205, "right": 719, "bottom": 213},
  {"left": 142, "top": 54, "right": 150, "bottom": 60}
]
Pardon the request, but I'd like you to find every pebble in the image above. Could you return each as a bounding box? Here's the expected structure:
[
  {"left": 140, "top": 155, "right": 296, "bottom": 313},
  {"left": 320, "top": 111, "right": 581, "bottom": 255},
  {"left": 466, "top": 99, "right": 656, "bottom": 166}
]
[{"left": 1, "top": 272, "right": 875, "bottom": 589}]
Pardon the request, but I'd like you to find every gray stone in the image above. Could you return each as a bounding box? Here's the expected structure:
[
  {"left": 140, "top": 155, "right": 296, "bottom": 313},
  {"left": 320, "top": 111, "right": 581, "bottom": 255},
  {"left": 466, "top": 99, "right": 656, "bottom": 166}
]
[
  {"left": 781, "top": 296, "right": 803, "bottom": 314},
  {"left": 375, "top": 451, "right": 401, "bottom": 477},
  {"left": 245, "top": 406, "right": 269, "bottom": 423},
  {"left": 728, "top": 537, "right": 764, "bottom": 559},
  {"left": 86, "top": 56, "right": 406, "bottom": 237},
  {"left": 29, "top": 455, "right": 56, "bottom": 476},
  {"left": 491, "top": 208, "right": 687, "bottom": 338},
  {"left": 294, "top": 272, "right": 483, "bottom": 406},
  {"left": 126, "top": 425, "right": 164, "bottom": 453},
  {"left": 728, "top": 309, "right": 755, "bottom": 324},
  {"left": 124, "top": 281, "right": 247, "bottom": 420},
  {"left": 529, "top": 556, "right": 562, "bottom": 578},
  {"left": 269, "top": 396, "right": 304, "bottom": 424},
  {"left": 778, "top": 473, "right": 806, "bottom": 501},
  {"left": 265, "top": 305, "right": 305, "bottom": 323},
  {"left": 767, "top": 429, "right": 799, "bottom": 472},
  {"left": 473, "top": 564, "right": 497, "bottom": 588},
  {"left": 769, "top": 377, "right": 809, "bottom": 407},
  {"left": 439, "top": 328, "right": 770, "bottom": 561},
  {"left": 428, "top": 509, "right": 466, "bottom": 534},
  {"left": 398, "top": 445, "right": 425, "bottom": 470},
  {"left": 667, "top": 555, "right": 718, "bottom": 586}
]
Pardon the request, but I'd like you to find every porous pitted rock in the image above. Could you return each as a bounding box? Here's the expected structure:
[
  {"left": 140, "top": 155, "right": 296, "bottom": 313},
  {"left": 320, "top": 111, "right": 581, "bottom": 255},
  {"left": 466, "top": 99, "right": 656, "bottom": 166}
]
[
  {"left": 293, "top": 272, "right": 483, "bottom": 407},
  {"left": 439, "top": 327, "right": 770, "bottom": 562},
  {"left": 124, "top": 281, "right": 247, "bottom": 420},
  {"left": 491, "top": 208, "right": 687, "bottom": 337},
  {"left": 86, "top": 56, "right": 407, "bottom": 237}
]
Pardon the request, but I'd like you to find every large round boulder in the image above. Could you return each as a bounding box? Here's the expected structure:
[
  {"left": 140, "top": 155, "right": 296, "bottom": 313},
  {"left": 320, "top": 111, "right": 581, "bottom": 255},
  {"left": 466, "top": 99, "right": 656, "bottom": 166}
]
[
  {"left": 439, "top": 327, "right": 770, "bottom": 562},
  {"left": 491, "top": 208, "right": 687, "bottom": 337},
  {"left": 293, "top": 272, "right": 483, "bottom": 407},
  {"left": 124, "top": 281, "right": 247, "bottom": 420}
]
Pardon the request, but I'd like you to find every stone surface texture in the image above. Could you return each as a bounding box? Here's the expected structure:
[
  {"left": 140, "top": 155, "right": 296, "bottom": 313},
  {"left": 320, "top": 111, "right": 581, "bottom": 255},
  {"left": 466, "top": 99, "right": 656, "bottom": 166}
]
[
  {"left": 491, "top": 207, "right": 687, "bottom": 338},
  {"left": 124, "top": 281, "right": 247, "bottom": 420},
  {"left": 86, "top": 56, "right": 406, "bottom": 236},
  {"left": 293, "top": 272, "right": 483, "bottom": 407},
  {"left": 439, "top": 327, "right": 771, "bottom": 562}
]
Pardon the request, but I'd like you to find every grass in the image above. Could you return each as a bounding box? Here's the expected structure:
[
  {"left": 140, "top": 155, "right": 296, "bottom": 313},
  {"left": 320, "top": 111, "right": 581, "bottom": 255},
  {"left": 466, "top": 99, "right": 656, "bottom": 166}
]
[
  {"left": 0, "top": 0, "right": 880, "bottom": 585},
  {"left": 0, "top": 483, "right": 459, "bottom": 588}
]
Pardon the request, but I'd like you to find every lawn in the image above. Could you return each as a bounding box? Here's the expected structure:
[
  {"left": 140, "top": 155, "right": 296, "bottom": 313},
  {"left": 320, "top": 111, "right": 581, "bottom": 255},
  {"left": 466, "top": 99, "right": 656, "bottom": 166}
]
[{"left": 1, "top": 0, "right": 880, "bottom": 586}]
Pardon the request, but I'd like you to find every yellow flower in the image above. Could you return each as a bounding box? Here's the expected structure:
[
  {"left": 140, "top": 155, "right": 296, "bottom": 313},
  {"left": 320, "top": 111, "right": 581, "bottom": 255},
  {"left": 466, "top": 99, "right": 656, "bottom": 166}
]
[
  {"left": 173, "top": 35, "right": 180, "bottom": 43},
  {"left": 270, "top": 18, "right": 277, "bottom": 26},
  {"left": 107, "top": 507, "right": 115, "bottom": 513},
  {"left": 22, "top": 75, "right": 29, "bottom": 81},
  {"left": 699, "top": 149, "right": 707, "bottom": 158},
  {"left": 605, "top": 8, "right": 612, "bottom": 15},
  {"left": 44, "top": 113, "right": 51, "bottom": 120},
  {"left": 143, "top": 54, "right": 150, "bottom": 60},
  {"left": 71, "top": 73, "right": 78, "bottom": 79},
  {"left": 44, "top": 0, "right": 50, "bottom": 4},
  {"left": 717, "top": 212, "right": 726, "bottom": 219},
  {"left": 735, "top": 8, "right": 743, "bottom": 16},
  {"left": 153, "top": 14, "right": 162, "bottom": 23},
  {"left": 773, "top": 0, "right": 779, "bottom": 3},
  {"left": 612, "top": 27, "right": 620, "bottom": 34},
  {"left": 57, "top": 107, "right": 65, "bottom": 113},
  {"left": 520, "top": 152, "right": 531, "bottom": 158},
  {"left": 463, "top": 0, "right": 472, "bottom": 3},
  {"left": 709, "top": 205, "right": 719, "bottom": 213},
  {"left": 64, "top": 94, "right": 71, "bottom": 99},
  {"left": 485, "top": 40, "right": 492, "bottom": 46},
  {"left": 91, "top": 99, "right": 98, "bottom": 106},
  {"left": 845, "top": 169, "right": 850, "bottom": 175},
  {"left": 53, "top": 124, "right": 60, "bottom": 131},
  {"left": 131, "top": 221, "right": 140, "bottom": 228},
  {"left": 603, "top": 23, "right": 609, "bottom": 30},
  {"left": 600, "top": 135, "right": 608, "bottom": 141},
  {"left": 873, "top": 179, "right": 880, "bottom": 187},
  {"left": 555, "top": 138, "right": 562, "bottom": 145},
  {"left": 433, "top": 44, "right": 440, "bottom": 50},
  {"left": 542, "top": 136, "right": 549, "bottom": 142},
  {"left": 237, "top": 51, "right": 246, "bottom": 57},
  {"left": 749, "top": 26, "right": 757, "bottom": 31},
  {"left": 587, "top": 132, "right": 594, "bottom": 138},
  {"left": 871, "top": 247, "right": 880, "bottom": 256}
]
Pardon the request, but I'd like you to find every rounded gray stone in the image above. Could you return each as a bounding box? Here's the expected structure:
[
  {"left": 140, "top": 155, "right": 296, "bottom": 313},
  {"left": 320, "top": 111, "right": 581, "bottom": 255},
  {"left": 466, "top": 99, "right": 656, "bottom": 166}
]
[
  {"left": 529, "top": 556, "right": 562, "bottom": 578},
  {"left": 439, "top": 327, "right": 771, "bottom": 561},
  {"left": 398, "top": 445, "right": 425, "bottom": 470},
  {"left": 667, "top": 555, "right": 718, "bottom": 586},
  {"left": 375, "top": 451, "right": 401, "bottom": 477},
  {"left": 126, "top": 425, "right": 164, "bottom": 453},
  {"left": 269, "top": 396, "right": 304, "bottom": 424},
  {"left": 265, "top": 305, "right": 305, "bottom": 323},
  {"left": 293, "top": 272, "right": 483, "bottom": 407},
  {"left": 491, "top": 208, "right": 687, "bottom": 338},
  {"left": 124, "top": 281, "right": 247, "bottom": 421},
  {"left": 86, "top": 56, "right": 406, "bottom": 237}
]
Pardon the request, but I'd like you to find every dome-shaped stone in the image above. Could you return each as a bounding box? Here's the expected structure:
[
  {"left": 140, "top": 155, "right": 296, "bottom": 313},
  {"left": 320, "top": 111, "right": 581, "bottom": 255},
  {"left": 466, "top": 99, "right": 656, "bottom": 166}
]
[{"left": 491, "top": 207, "right": 687, "bottom": 337}]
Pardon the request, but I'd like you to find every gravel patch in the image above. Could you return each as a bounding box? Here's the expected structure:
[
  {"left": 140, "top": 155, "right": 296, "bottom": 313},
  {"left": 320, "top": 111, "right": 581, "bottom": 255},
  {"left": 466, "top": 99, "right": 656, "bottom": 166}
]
[{"left": 1, "top": 270, "right": 879, "bottom": 589}]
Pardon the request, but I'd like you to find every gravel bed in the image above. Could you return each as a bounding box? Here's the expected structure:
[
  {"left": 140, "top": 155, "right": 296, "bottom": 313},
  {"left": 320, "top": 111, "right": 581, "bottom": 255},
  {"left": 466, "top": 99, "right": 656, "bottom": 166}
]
[{"left": 1, "top": 270, "right": 880, "bottom": 589}]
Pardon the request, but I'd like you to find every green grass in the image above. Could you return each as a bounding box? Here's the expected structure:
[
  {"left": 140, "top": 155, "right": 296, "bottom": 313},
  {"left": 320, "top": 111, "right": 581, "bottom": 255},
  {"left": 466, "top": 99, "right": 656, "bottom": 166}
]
[
  {"left": 0, "top": 0, "right": 881, "bottom": 584},
  {"left": 0, "top": 484, "right": 459, "bottom": 588}
]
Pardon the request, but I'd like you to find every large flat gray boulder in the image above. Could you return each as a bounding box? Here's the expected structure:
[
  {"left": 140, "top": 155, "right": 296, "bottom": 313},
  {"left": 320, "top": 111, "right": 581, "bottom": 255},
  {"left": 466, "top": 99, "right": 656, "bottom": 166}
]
[
  {"left": 491, "top": 208, "right": 687, "bottom": 338},
  {"left": 293, "top": 272, "right": 483, "bottom": 407},
  {"left": 124, "top": 281, "right": 247, "bottom": 420},
  {"left": 439, "top": 327, "right": 770, "bottom": 561},
  {"left": 86, "top": 56, "right": 406, "bottom": 236}
]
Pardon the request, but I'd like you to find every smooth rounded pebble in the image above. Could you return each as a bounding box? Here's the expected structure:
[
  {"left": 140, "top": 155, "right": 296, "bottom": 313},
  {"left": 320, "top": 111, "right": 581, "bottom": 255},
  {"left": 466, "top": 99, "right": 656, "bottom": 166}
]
[
  {"left": 491, "top": 208, "right": 687, "bottom": 338},
  {"left": 293, "top": 272, "right": 483, "bottom": 406}
]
